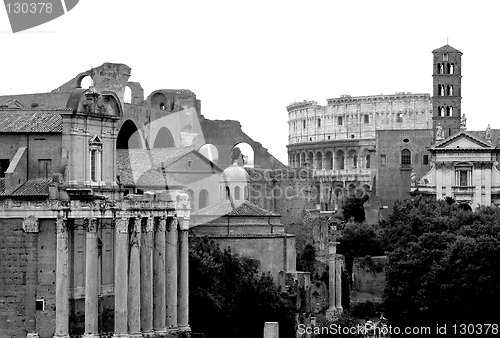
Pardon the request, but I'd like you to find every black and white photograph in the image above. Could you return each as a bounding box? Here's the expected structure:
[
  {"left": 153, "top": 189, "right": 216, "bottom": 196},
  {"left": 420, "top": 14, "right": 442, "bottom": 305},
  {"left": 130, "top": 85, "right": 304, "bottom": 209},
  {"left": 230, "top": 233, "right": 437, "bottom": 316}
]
[{"left": 1, "top": 1, "right": 500, "bottom": 337}]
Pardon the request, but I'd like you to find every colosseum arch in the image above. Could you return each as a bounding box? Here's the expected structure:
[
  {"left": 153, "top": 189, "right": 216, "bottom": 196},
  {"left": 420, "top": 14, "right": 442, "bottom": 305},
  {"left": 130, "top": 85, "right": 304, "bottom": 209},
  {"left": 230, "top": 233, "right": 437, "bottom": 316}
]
[
  {"left": 153, "top": 127, "right": 175, "bottom": 148},
  {"left": 335, "top": 150, "right": 345, "bottom": 170},
  {"left": 307, "top": 152, "right": 314, "bottom": 167},
  {"left": 117, "top": 120, "right": 143, "bottom": 149},
  {"left": 324, "top": 151, "right": 333, "bottom": 170},
  {"left": 300, "top": 152, "right": 306, "bottom": 167},
  {"left": 231, "top": 142, "right": 254, "bottom": 167},
  {"left": 199, "top": 144, "right": 219, "bottom": 163},
  {"left": 315, "top": 151, "right": 323, "bottom": 170},
  {"left": 348, "top": 150, "right": 358, "bottom": 169}
]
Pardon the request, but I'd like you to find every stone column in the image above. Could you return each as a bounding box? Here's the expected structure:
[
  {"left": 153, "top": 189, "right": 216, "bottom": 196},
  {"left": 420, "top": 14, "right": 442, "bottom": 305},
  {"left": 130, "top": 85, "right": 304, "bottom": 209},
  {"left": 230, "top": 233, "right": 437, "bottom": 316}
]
[
  {"left": 24, "top": 216, "right": 39, "bottom": 338},
  {"left": 166, "top": 217, "right": 178, "bottom": 330},
  {"left": 326, "top": 241, "right": 342, "bottom": 320},
  {"left": 128, "top": 215, "right": 142, "bottom": 338},
  {"left": 177, "top": 219, "right": 189, "bottom": 330},
  {"left": 140, "top": 216, "right": 154, "bottom": 336},
  {"left": 113, "top": 217, "right": 129, "bottom": 338},
  {"left": 153, "top": 217, "right": 166, "bottom": 334},
  {"left": 335, "top": 256, "right": 343, "bottom": 311},
  {"left": 83, "top": 218, "right": 99, "bottom": 338},
  {"left": 53, "top": 216, "right": 69, "bottom": 338},
  {"left": 263, "top": 322, "right": 279, "bottom": 338}
]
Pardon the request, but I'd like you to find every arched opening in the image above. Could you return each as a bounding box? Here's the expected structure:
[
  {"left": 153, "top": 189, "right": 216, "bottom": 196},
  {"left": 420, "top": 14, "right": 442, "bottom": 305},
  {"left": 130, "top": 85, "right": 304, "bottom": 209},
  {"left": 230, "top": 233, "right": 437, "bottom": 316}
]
[
  {"left": 316, "top": 151, "right": 323, "bottom": 170},
  {"left": 234, "top": 186, "right": 241, "bottom": 200},
  {"left": 79, "top": 75, "right": 93, "bottom": 89},
  {"left": 117, "top": 120, "right": 142, "bottom": 149},
  {"left": 244, "top": 186, "right": 249, "bottom": 200},
  {"left": 295, "top": 153, "right": 300, "bottom": 168},
  {"left": 458, "top": 203, "right": 472, "bottom": 211},
  {"left": 124, "top": 86, "right": 132, "bottom": 104},
  {"left": 231, "top": 143, "right": 254, "bottom": 167},
  {"left": 153, "top": 127, "right": 175, "bottom": 148},
  {"left": 151, "top": 92, "right": 168, "bottom": 111},
  {"left": 199, "top": 189, "right": 209, "bottom": 209},
  {"left": 187, "top": 189, "right": 195, "bottom": 211},
  {"left": 335, "top": 150, "right": 344, "bottom": 170},
  {"left": 348, "top": 150, "right": 357, "bottom": 169},
  {"left": 301, "top": 152, "right": 306, "bottom": 167},
  {"left": 225, "top": 186, "right": 231, "bottom": 200},
  {"left": 325, "top": 151, "right": 333, "bottom": 170},
  {"left": 199, "top": 144, "right": 219, "bottom": 163},
  {"left": 307, "top": 152, "right": 314, "bottom": 168},
  {"left": 401, "top": 149, "right": 411, "bottom": 167}
]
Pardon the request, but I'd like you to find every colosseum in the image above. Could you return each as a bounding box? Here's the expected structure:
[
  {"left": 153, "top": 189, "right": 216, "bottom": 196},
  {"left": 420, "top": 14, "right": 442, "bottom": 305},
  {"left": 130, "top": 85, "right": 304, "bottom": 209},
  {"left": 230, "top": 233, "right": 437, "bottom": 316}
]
[{"left": 287, "top": 92, "right": 433, "bottom": 211}]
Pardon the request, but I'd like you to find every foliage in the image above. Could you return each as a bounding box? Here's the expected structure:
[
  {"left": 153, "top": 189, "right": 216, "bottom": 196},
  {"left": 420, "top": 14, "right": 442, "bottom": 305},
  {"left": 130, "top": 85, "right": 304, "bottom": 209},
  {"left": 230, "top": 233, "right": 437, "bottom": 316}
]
[
  {"left": 189, "top": 236, "right": 296, "bottom": 338},
  {"left": 297, "top": 243, "right": 317, "bottom": 275},
  {"left": 381, "top": 197, "right": 500, "bottom": 326},
  {"left": 342, "top": 197, "right": 367, "bottom": 223},
  {"left": 337, "top": 223, "right": 385, "bottom": 275},
  {"left": 349, "top": 301, "right": 384, "bottom": 320},
  {"left": 313, "top": 313, "right": 364, "bottom": 337}
]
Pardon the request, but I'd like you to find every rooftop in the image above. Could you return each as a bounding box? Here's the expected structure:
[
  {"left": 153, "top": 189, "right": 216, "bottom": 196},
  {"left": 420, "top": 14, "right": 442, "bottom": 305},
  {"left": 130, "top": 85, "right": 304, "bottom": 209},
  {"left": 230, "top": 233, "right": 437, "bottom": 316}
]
[{"left": 0, "top": 110, "right": 63, "bottom": 133}]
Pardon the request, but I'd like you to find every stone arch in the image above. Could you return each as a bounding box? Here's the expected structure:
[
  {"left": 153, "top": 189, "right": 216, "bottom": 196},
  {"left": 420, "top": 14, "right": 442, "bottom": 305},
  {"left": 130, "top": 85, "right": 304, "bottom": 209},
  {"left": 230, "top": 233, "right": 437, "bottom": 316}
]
[
  {"left": 78, "top": 75, "right": 93, "bottom": 89},
  {"left": 362, "top": 149, "right": 371, "bottom": 169},
  {"left": 231, "top": 142, "right": 254, "bottom": 167},
  {"left": 300, "top": 152, "right": 306, "bottom": 167},
  {"left": 348, "top": 150, "right": 358, "bottom": 169},
  {"left": 124, "top": 86, "right": 132, "bottom": 104},
  {"left": 199, "top": 144, "right": 219, "bottom": 163},
  {"left": 153, "top": 127, "right": 175, "bottom": 148},
  {"left": 335, "top": 150, "right": 345, "bottom": 170},
  {"left": 315, "top": 151, "right": 323, "bottom": 170},
  {"left": 324, "top": 151, "right": 333, "bottom": 170},
  {"left": 307, "top": 152, "right": 314, "bottom": 167},
  {"left": 117, "top": 120, "right": 143, "bottom": 149},
  {"left": 199, "top": 189, "right": 209, "bottom": 209},
  {"left": 151, "top": 92, "right": 169, "bottom": 111}
]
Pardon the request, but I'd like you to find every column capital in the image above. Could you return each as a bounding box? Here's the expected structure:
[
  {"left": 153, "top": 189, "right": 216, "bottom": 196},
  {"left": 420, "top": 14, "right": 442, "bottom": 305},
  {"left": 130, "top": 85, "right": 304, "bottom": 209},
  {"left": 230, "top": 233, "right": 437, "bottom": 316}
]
[
  {"left": 23, "top": 215, "right": 39, "bottom": 233},
  {"left": 115, "top": 217, "right": 128, "bottom": 233},
  {"left": 133, "top": 215, "right": 142, "bottom": 233},
  {"left": 84, "top": 218, "right": 98, "bottom": 233},
  {"left": 167, "top": 217, "right": 178, "bottom": 232},
  {"left": 145, "top": 216, "right": 154, "bottom": 233},
  {"left": 157, "top": 217, "right": 166, "bottom": 232}
]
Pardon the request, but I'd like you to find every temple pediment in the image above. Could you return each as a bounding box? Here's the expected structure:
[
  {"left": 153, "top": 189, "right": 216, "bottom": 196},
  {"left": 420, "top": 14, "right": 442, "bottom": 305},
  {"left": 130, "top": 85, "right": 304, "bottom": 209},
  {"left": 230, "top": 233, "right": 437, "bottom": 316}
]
[{"left": 431, "top": 132, "right": 494, "bottom": 150}]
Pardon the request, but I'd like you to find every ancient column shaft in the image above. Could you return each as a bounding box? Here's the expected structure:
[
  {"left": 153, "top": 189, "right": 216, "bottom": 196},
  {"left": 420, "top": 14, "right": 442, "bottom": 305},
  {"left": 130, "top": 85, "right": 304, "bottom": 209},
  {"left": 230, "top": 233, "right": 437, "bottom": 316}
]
[
  {"left": 153, "top": 217, "right": 166, "bottom": 333},
  {"left": 54, "top": 216, "right": 70, "bottom": 338},
  {"left": 113, "top": 217, "right": 128, "bottom": 337},
  {"left": 177, "top": 220, "right": 189, "bottom": 328},
  {"left": 83, "top": 218, "right": 99, "bottom": 338},
  {"left": 327, "top": 242, "right": 336, "bottom": 310},
  {"left": 166, "top": 217, "right": 178, "bottom": 329},
  {"left": 128, "top": 216, "right": 142, "bottom": 337},
  {"left": 335, "top": 256, "right": 343, "bottom": 310},
  {"left": 140, "top": 216, "right": 154, "bottom": 335}
]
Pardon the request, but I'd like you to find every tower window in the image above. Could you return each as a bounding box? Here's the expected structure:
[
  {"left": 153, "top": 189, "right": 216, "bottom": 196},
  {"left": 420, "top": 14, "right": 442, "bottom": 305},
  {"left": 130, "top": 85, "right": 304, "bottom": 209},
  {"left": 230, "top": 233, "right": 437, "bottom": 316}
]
[
  {"left": 439, "top": 63, "right": 444, "bottom": 74},
  {"left": 401, "top": 149, "right": 411, "bottom": 167},
  {"left": 338, "top": 116, "right": 343, "bottom": 125},
  {"left": 89, "top": 135, "right": 103, "bottom": 183},
  {"left": 303, "top": 120, "right": 306, "bottom": 129},
  {"left": 443, "top": 53, "right": 448, "bottom": 61},
  {"left": 318, "top": 118, "right": 321, "bottom": 127},
  {"left": 447, "top": 106, "right": 453, "bottom": 116},
  {"left": 364, "top": 114, "right": 369, "bottom": 123},
  {"left": 397, "top": 113, "right": 403, "bottom": 122},
  {"left": 449, "top": 63, "right": 454, "bottom": 74},
  {"left": 439, "top": 85, "right": 445, "bottom": 96},
  {"left": 447, "top": 85, "right": 453, "bottom": 96}
]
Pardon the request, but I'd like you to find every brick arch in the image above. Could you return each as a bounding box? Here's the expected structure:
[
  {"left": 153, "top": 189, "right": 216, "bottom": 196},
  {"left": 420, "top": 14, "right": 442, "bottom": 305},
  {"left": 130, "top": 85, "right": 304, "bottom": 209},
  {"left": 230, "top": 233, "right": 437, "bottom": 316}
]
[
  {"left": 116, "top": 119, "right": 145, "bottom": 149},
  {"left": 152, "top": 127, "right": 175, "bottom": 148}
]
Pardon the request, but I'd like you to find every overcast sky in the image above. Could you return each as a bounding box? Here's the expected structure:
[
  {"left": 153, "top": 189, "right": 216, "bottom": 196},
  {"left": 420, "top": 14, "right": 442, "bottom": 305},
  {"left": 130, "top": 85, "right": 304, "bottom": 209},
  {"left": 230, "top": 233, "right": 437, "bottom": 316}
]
[{"left": 1, "top": 1, "right": 499, "bottom": 163}]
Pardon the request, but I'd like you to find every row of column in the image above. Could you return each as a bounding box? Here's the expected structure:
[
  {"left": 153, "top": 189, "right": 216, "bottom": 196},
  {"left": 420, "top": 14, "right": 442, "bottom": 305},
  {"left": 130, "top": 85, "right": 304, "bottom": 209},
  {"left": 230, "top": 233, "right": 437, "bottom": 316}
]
[
  {"left": 53, "top": 214, "right": 189, "bottom": 338},
  {"left": 290, "top": 151, "right": 370, "bottom": 171}
]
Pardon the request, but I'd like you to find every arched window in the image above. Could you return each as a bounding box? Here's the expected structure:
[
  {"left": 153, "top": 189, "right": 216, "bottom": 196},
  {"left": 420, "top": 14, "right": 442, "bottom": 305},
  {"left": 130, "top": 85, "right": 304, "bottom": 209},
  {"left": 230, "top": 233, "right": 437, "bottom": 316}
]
[
  {"left": 79, "top": 75, "right": 93, "bottom": 89},
  {"left": 244, "top": 186, "right": 249, "bottom": 200},
  {"left": 124, "top": 86, "right": 132, "bottom": 104},
  {"left": 234, "top": 186, "right": 241, "bottom": 200},
  {"left": 401, "top": 149, "right": 411, "bottom": 167},
  {"left": 89, "top": 135, "right": 102, "bottom": 183},
  {"left": 365, "top": 155, "right": 371, "bottom": 169},
  {"left": 335, "top": 150, "right": 345, "bottom": 170},
  {"left": 225, "top": 186, "right": 230, "bottom": 200},
  {"left": 199, "top": 189, "right": 209, "bottom": 209}
]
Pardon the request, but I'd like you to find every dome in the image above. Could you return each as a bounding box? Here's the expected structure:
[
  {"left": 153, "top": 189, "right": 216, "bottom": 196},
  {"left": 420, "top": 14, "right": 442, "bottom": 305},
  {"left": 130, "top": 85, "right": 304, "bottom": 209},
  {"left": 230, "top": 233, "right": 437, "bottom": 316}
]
[{"left": 220, "top": 163, "right": 249, "bottom": 184}]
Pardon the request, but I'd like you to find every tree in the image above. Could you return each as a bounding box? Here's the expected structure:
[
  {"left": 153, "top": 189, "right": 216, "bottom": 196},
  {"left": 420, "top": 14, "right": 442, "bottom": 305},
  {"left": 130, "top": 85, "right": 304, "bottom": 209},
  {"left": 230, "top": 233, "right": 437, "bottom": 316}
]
[
  {"left": 189, "top": 236, "right": 296, "bottom": 338},
  {"left": 342, "top": 197, "right": 367, "bottom": 223},
  {"left": 382, "top": 197, "right": 500, "bottom": 326}
]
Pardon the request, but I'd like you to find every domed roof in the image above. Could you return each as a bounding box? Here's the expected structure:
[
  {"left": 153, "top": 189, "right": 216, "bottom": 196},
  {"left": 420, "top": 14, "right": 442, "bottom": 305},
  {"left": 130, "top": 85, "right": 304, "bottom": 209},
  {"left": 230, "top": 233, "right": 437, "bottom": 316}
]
[{"left": 220, "top": 162, "right": 249, "bottom": 183}]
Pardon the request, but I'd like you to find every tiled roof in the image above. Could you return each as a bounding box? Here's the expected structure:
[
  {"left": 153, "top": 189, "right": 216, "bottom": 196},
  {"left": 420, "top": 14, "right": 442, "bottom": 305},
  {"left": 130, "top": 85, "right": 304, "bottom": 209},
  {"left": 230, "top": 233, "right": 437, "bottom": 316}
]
[
  {"left": 117, "top": 149, "right": 186, "bottom": 188},
  {"left": 0, "top": 179, "right": 51, "bottom": 197},
  {"left": 0, "top": 110, "right": 62, "bottom": 133},
  {"left": 193, "top": 200, "right": 280, "bottom": 217},
  {"left": 432, "top": 44, "right": 462, "bottom": 54},
  {"left": 468, "top": 129, "right": 500, "bottom": 147}
]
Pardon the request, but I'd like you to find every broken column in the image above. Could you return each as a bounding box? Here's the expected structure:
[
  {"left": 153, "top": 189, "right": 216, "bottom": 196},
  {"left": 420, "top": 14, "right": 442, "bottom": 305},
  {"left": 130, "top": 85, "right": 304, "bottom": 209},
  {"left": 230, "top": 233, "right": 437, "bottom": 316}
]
[
  {"left": 326, "top": 241, "right": 342, "bottom": 320},
  {"left": 54, "top": 216, "right": 69, "bottom": 338},
  {"left": 83, "top": 218, "right": 99, "bottom": 338},
  {"left": 264, "top": 322, "right": 279, "bottom": 338},
  {"left": 113, "top": 217, "right": 128, "bottom": 338}
]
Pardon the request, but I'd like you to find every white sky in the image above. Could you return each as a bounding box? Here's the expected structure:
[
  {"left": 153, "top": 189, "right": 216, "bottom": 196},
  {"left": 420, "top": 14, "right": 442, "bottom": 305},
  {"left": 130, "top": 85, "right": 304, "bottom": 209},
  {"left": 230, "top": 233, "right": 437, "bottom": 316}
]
[{"left": 1, "top": 1, "right": 499, "bottom": 163}]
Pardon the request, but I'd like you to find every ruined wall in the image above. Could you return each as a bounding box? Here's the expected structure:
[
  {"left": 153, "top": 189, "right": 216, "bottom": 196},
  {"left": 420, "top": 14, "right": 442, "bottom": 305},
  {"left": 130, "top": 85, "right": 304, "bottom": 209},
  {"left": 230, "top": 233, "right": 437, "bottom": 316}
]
[{"left": 351, "top": 256, "right": 387, "bottom": 304}]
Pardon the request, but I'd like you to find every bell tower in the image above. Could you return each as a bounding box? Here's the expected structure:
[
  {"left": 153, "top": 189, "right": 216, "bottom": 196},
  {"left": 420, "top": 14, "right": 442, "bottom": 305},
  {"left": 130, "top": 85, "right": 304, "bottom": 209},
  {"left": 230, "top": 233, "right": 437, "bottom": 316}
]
[{"left": 432, "top": 44, "right": 462, "bottom": 140}]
